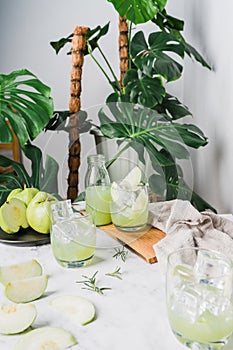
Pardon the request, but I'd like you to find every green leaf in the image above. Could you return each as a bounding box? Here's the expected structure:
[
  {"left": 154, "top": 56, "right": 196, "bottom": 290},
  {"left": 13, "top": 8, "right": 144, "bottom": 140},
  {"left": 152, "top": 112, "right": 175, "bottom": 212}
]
[
  {"left": 123, "top": 69, "right": 165, "bottom": 108},
  {"left": 153, "top": 10, "right": 211, "bottom": 70},
  {"left": 149, "top": 173, "right": 166, "bottom": 196},
  {"left": 107, "top": 0, "right": 167, "bottom": 24},
  {"left": 22, "top": 145, "right": 42, "bottom": 189},
  {"left": 1, "top": 105, "right": 29, "bottom": 145},
  {"left": 0, "top": 69, "right": 54, "bottom": 147},
  {"left": 50, "top": 33, "right": 73, "bottom": 54},
  {"left": 153, "top": 10, "right": 184, "bottom": 32},
  {"left": 40, "top": 155, "right": 59, "bottom": 194},
  {"left": 50, "top": 23, "right": 110, "bottom": 56},
  {"left": 87, "top": 23, "right": 110, "bottom": 52},
  {"left": 154, "top": 93, "right": 191, "bottom": 120},
  {"left": 0, "top": 155, "right": 31, "bottom": 189},
  {"left": 45, "top": 111, "right": 69, "bottom": 131},
  {"left": 0, "top": 118, "right": 13, "bottom": 143},
  {"left": 131, "top": 31, "right": 184, "bottom": 81},
  {"left": 173, "top": 124, "right": 208, "bottom": 148},
  {"left": 184, "top": 43, "right": 212, "bottom": 70}
]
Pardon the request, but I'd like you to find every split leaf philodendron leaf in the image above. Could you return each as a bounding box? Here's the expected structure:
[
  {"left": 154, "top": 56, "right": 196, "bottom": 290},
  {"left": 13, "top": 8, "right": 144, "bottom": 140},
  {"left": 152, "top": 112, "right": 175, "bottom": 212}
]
[
  {"left": 0, "top": 69, "right": 54, "bottom": 147},
  {"left": 0, "top": 145, "right": 59, "bottom": 206},
  {"left": 107, "top": 0, "right": 167, "bottom": 24}
]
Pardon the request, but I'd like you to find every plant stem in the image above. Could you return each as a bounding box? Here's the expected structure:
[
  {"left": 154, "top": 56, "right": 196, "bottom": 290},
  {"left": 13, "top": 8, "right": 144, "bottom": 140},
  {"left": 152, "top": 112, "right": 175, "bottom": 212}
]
[
  {"left": 97, "top": 44, "right": 121, "bottom": 91},
  {"left": 128, "top": 21, "right": 133, "bottom": 70},
  {"left": 87, "top": 42, "right": 121, "bottom": 95},
  {"left": 105, "top": 142, "right": 131, "bottom": 169}
]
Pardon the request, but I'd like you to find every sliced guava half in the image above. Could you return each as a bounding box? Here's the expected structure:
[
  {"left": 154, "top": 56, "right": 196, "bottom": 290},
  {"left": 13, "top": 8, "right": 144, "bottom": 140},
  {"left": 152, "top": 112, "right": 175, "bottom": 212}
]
[
  {"left": 14, "top": 326, "right": 77, "bottom": 350},
  {"left": 0, "top": 259, "right": 42, "bottom": 285},
  {"left": 0, "top": 303, "right": 36, "bottom": 335},
  {"left": 0, "top": 198, "right": 28, "bottom": 233},
  {"left": 5, "top": 274, "right": 48, "bottom": 303},
  {"left": 50, "top": 295, "right": 95, "bottom": 326}
]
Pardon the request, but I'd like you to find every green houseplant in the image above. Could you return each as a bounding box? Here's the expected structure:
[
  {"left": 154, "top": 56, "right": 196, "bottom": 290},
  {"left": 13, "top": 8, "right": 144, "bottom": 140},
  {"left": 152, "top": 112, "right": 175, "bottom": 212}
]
[
  {"left": 0, "top": 69, "right": 59, "bottom": 205},
  {"left": 50, "top": 0, "right": 215, "bottom": 212}
]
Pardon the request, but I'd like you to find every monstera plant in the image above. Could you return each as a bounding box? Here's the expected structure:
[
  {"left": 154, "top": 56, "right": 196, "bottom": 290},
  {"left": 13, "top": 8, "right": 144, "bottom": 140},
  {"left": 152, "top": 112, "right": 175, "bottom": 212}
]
[
  {"left": 0, "top": 69, "right": 58, "bottom": 205},
  {"left": 51, "top": 0, "right": 216, "bottom": 212}
]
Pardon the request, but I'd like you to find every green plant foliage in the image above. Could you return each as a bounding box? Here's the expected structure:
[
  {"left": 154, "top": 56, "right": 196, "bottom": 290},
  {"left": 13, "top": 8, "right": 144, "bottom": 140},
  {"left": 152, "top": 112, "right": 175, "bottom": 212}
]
[
  {"left": 153, "top": 10, "right": 212, "bottom": 69},
  {"left": 107, "top": 0, "right": 167, "bottom": 24},
  {"left": 50, "top": 1, "right": 215, "bottom": 212},
  {"left": 98, "top": 102, "right": 215, "bottom": 212},
  {"left": 0, "top": 145, "right": 59, "bottom": 206},
  {"left": 123, "top": 70, "right": 165, "bottom": 108},
  {"left": 130, "top": 31, "right": 184, "bottom": 81},
  {"left": 50, "top": 23, "right": 110, "bottom": 55},
  {"left": 0, "top": 69, "right": 54, "bottom": 147}
]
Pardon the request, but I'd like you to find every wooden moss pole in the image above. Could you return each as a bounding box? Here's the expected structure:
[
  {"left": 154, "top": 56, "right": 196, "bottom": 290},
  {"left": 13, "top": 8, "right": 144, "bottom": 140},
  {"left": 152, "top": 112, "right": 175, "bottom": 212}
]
[
  {"left": 67, "top": 26, "right": 88, "bottom": 201},
  {"left": 118, "top": 16, "right": 129, "bottom": 87}
]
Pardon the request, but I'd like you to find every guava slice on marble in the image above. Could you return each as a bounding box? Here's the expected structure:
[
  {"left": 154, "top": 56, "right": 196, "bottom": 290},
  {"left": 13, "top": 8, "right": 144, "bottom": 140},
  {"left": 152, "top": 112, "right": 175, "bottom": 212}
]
[
  {"left": 5, "top": 274, "right": 48, "bottom": 303},
  {"left": 0, "top": 259, "right": 42, "bottom": 285},
  {"left": 0, "top": 303, "right": 36, "bottom": 335},
  {"left": 14, "top": 326, "right": 77, "bottom": 350},
  {"left": 50, "top": 295, "right": 95, "bottom": 325}
]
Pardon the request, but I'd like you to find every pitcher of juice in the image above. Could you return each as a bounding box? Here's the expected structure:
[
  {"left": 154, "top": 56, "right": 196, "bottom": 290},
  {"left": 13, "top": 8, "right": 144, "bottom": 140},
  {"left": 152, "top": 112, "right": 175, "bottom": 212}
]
[{"left": 85, "top": 154, "right": 112, "bottom": 226}]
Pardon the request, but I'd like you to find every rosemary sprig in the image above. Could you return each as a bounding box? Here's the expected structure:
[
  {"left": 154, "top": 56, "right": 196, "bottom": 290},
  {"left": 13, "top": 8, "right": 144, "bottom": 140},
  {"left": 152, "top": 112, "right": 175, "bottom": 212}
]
[
  {"left": 105, "top": 267, "right": 122, "bottom": 280},
  {"left": 113, "top": 246, "right": 128, "bottom": 262},
  {"left": 76, "top": 271, "right": 111, "bottom": 295}
]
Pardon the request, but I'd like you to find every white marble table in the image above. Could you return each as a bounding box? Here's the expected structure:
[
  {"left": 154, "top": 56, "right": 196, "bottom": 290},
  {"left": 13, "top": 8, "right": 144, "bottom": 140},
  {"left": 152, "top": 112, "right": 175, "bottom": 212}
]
[{"left": 0, "top": 227, "right": 184, "bottom": 350}]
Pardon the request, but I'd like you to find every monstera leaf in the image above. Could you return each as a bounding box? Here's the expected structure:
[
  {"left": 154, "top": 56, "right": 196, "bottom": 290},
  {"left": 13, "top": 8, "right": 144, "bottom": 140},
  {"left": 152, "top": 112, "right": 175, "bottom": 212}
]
[
  {"left": 0, "top": 69, "right": 54, "bottom": 147},
  {"left": 149, "top": 149, "right": 216, "bottom": 212},
  {"left": 107, "top": 0, "right": 167, "bottom": 24},
  {"left": 99, "top": 103, "right": 207, "bottom": 162},
  {"left": 97, "top": 102, "right": 215, "bottom": 212},
  {"left": 123, "top": 70, "right": 165, "bottom": 108},
  {"left": 155, "top": 93, "right": 191, "bottom": 120},
  {"left": 130, "top": 31, "right": 185, "bottom": 81},
  {"left": 0, "top": 145, "right": 59, "bottom": 206},
  {"left": 50, "top": 23, "right": 110, "bottom": 55},
  {"left": 153, "top": 10, "right": 211, "bottom": 70}
]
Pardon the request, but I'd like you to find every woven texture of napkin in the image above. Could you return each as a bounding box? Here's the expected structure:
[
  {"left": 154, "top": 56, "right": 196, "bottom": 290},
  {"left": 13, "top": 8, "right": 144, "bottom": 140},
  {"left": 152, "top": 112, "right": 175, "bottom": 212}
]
[{"left": 150, "top": 199, "right": 233, "bottom": 272}]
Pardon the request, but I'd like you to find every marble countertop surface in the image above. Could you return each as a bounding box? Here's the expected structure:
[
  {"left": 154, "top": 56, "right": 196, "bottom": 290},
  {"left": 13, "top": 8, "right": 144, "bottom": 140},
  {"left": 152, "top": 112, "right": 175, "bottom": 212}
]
[
  {"left": 3, "top": 217, "right": 233, "bottom": 350},
  {"left": 0, "top": 228, "right": 187, "bottom": 350},
  {"left": 2, "top": 215, "right": 233, "bottom": 350}
]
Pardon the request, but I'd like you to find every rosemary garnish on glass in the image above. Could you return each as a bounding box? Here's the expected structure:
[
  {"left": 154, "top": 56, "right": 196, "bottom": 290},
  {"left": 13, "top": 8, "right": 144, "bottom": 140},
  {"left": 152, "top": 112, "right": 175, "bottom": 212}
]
[{"left": 76, "top": 271, "right": 111, "bottom": 295}]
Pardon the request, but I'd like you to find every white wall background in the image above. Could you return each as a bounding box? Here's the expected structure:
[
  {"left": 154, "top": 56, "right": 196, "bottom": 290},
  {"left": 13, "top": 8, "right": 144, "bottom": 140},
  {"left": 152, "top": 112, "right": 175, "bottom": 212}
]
[{"left": 0, "top": 0, "right": 232, "bottom": 213}]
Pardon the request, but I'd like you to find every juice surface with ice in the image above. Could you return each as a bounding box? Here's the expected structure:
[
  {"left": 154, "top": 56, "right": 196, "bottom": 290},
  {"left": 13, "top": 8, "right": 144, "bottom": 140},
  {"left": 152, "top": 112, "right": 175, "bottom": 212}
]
[
  {"left": 168, "top": 304, "right": 233, "bottom": 344},
  {"left": 85, "top": 185, "right": 112, "bottom": 226}
]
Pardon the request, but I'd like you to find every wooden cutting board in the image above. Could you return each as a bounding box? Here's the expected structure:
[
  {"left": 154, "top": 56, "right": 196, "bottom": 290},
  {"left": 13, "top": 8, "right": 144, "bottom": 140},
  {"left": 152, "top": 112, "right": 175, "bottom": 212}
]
[{"left": 100, "top": 224, "right": 166, "bottom": 264}]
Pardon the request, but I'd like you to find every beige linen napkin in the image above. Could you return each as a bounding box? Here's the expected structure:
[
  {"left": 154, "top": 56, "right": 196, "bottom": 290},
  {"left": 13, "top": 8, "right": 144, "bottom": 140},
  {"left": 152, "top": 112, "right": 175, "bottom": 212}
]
[{"left": 150, "top": 199, "right": 233, "bottom": 272}]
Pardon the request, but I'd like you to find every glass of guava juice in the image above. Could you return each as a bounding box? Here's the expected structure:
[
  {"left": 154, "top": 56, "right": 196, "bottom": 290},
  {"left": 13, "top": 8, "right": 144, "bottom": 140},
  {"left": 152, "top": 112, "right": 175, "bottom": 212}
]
[
  {"left": 50, "top": 211, "right": 96, "bottom": 268},
  {"left": 110, "top": 183, "right": 149, "bottom": 231},
  {"left": 166, "top": 247, "right": 233, "bottom": 349}
]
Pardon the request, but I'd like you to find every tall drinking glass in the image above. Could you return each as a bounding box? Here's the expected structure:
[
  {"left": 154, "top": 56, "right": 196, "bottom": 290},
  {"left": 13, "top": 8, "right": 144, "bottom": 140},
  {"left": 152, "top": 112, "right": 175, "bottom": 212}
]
[
  {"left": 110, "top": 183, "right": 149, "bottom": 231},
  {"left": 166, "top": 247, "right": 233, "bottom": 349},
  {"left": 50, "top": 201, "right": 96, "bottom": 268}
]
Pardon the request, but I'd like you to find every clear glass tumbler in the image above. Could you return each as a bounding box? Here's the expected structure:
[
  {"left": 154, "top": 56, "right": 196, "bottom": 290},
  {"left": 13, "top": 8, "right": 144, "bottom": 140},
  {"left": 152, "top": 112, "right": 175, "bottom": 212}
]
[
  {"left": 110, "top": 183, "right": 149, "bottom": 231},
  {"left": 166, "top": 247, "right": 233, "bottom": 349},
  {"left": 50, "top": 210, "right": 96, "bottom": 268}
]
